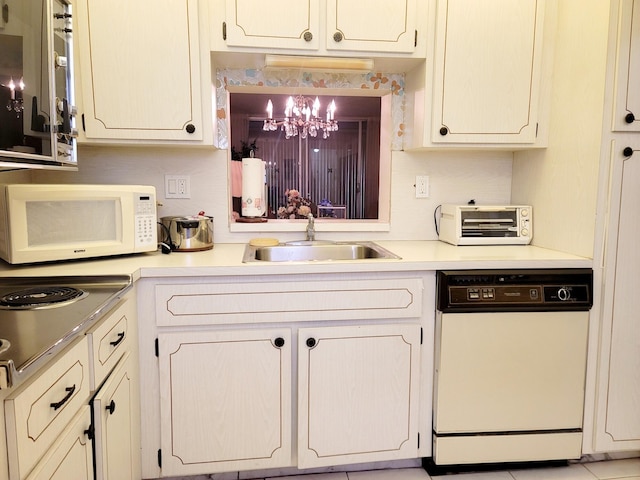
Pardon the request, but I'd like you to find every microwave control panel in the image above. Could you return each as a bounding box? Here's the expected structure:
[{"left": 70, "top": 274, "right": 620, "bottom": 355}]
[{"left": 134, "top": 192, "right": 157, "bottom": 249}]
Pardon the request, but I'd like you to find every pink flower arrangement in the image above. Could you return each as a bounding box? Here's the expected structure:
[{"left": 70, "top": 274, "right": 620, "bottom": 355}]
[{"left": 277, "top": 189, "right": 312, "bottom": 219}]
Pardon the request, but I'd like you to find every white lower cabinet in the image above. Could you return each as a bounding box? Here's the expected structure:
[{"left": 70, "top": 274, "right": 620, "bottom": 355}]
[
  {"left": 86, "top": 293, "right": 141, "bottom": 480},
  {"left": 1, "top": 293, "right": 139, "bottom": 480},
  {"left": 92, "top": 352, "right": 140, "bottom": 480},
  {"left": 594, "top": 140, "right": 640, "bottom": 451},
  {"left": 25, "top": 406, "right": 93, "bottom": 480},
  {"left": 158, "top": 329, "right": 292, "bottom": 477},
  {"left": 4, "top": 338, "right": 91, "bottom": 480},
  {"left": 156, "top": 324, "right": 422, "bottom": 476},
  {"left": 297, "top": 324, "right": 421, "bottom": 468},
  {"left": 140, "top": 274, "right": 434, "bottom": 478}
]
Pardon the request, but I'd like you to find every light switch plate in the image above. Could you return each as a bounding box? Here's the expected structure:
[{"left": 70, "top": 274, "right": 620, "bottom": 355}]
[
  {"left": 165, "top": 175, "right": 191, "bottom": 199},
  {"left": 415, "top": 175, "right": 430, "bottom": 198}
]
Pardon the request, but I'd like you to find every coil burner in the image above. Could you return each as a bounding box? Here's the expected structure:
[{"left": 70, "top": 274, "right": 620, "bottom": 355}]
[{"left": 0, "top": 286, "right": 88, "bottom": 310}]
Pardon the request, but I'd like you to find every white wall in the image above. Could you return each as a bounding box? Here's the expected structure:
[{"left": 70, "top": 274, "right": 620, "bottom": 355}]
[
  {"left": 30, "top": 145, "right": 513, "bottom": 243},
  {"left": 511, "top": 0, "right": 609, "bottom": 259}
]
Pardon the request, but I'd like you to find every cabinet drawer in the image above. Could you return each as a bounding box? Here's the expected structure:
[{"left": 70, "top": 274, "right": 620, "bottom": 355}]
[
  {"left": 25, "top": 406, "right": 93, "bottom": 480},
  {"left": 156, "top": 278, "right": 423, "bottom": 326},
  {"left": 87, "top": 298, "right": 135, "bottom": 388},
  {"left": 5, "top": 337, "right": 90, "bottom": 480}
]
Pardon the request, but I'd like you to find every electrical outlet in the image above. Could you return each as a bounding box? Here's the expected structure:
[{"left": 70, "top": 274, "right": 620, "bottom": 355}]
[
  {"left": 415, "top": 175, "right": 430, "bottom": 198},
  {"left": 165, "top": 175, "right": 191, "bottom": 199}
]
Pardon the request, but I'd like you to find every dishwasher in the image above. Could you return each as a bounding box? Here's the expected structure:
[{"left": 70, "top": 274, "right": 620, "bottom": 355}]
[{"left": 432, "top": 269, "right": 592, "bottom": 466}]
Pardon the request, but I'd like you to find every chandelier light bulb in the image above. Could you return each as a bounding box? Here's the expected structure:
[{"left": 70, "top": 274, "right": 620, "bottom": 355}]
[
  {"left": 266, "top": 99, "right": 273, "bottom": 119},
  {"left": 8, "top": 77, "right": 15, "bottom": 100}
]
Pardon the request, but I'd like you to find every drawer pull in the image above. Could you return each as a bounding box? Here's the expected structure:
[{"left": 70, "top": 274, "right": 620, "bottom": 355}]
[
  {"left": 50, "top": 385, "right": 76, "bottom": 411},
  {"left": 109, "top": 332, "right": 125, "bottom": 347},
  {"left": 106, "top": 400, "right": 116, "bottom": 415}
]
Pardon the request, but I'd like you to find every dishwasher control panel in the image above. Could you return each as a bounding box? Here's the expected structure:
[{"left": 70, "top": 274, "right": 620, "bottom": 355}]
[{"left": 437, "top": 269, "right": 593, "bottom": 311}]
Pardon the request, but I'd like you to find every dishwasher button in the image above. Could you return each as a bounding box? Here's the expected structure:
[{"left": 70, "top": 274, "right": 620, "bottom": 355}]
[
  {"left": 482, "top": 288, "right": 495, "bottom": 299},
  {"left": 468, "top": 288, "right": 480, "bottom": 300}
]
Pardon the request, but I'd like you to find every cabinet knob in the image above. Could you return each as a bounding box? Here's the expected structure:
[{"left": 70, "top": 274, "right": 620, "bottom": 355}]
[
  {"left": 274, "top": 337, "right": 285, "bottom": 348},
  {"left": 439, "top": 126, "right": 449, "bottom": 136},
  {"left": 84, "top": 425, "right": 95, "bottom": 440},
  {"left": 306, "top": 337, "right": 316, "bottom": 348},
  {"left": 623, "top": 146, "right": 634, "bottom": 157},
  {"left": 303, "top": 31, "right": 313, "bottom": 42},
  {"left": 625, "top": 112, "right": 636, "bottom": 124},
  {"left": 333, "top": 32, "right": 343, "bottom": 43},
  {"left": 185, "top": 123, "right": 196, "bottom": 134},
  {"left": 106, "top": 400, "right": 116, "bottom": 415}
]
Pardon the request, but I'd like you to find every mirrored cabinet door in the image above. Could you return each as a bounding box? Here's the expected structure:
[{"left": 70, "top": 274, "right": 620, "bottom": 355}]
[{"left": 0, "top": 0, "right": 77, "bottom": 170}]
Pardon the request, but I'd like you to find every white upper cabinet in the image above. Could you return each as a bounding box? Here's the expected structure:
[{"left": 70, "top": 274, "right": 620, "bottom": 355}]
[
  {"left": 218, "top": 0, "right": 421, "bottom": 56},
  {"left": 224, "top": 0, "right": 320, "bottom": 50},
  {"left": 325, "top": 0, "right": 417, "bottom": 53},
  {"left": 405, "top": 0, "right": 550, "bottom": 148},
  {"left": 613, "top": 0, "right": 640, "bottom": 131},
  {"left": 74, "top": 0, "right": 211, "bottom": 143}
]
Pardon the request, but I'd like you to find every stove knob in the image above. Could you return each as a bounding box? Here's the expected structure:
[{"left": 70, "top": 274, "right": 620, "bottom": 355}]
[{"left": 557, "top": 287, "right": 571, "bottom": 301}]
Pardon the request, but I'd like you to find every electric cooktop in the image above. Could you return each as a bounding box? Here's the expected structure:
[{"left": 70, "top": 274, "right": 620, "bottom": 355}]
[{"left": 0, "top": 275, "right": 132, "bottom": 389}]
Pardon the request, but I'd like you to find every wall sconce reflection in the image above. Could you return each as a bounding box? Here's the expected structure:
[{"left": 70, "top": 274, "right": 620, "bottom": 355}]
[{"left": 4, "top": 77, "right": 25, "bottom": 117}]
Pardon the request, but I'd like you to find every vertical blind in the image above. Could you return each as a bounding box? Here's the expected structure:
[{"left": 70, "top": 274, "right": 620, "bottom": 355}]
[{"left": 245, "top": 119, "right": 379, "bottom": 219}]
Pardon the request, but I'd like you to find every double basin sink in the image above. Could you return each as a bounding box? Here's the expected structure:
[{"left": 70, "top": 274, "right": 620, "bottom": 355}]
[{"left": 242, "top": 240, "right": 400, "bottom": 263}]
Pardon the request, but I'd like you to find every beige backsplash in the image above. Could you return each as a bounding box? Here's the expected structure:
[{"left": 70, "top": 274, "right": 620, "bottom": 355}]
[{"left": 21, "top": 145, "right": 513, "bottom": 243}]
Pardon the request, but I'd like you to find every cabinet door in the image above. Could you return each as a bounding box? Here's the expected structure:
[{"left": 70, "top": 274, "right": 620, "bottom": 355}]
[
  {"left": 224, "top": 0, "right": 320, "bottom": 50},
  {"left": 431, "top": 0, "right": 544, "bottom": 144},
  {"left": 613, "top": 0, "right": 640, "bottom": 131},
  {"left": 25, "top": 406, "right": 93, "bottom": 480},
  {"left": 75, "top": 0, "right": 204, "bottom": 141},
  {"left": 326, "top": 0, "right": 417, "bottom": 53},
  {"left": 158, "top": 329, "right": 292, "bottom": 476},
  {"left": 599, "top": 143, "right": 640, "bottom": 446},
  {"left": 298, "top": 324, "right": 421, "bottom": 468},
  {"left": 92, "top": 352, "right": 140, "bottom": 480}
]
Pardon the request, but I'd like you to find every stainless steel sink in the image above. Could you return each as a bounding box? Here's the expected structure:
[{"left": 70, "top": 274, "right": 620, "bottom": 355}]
[{"left": 242, "top": 241, "right": 400, "bottom": 262}]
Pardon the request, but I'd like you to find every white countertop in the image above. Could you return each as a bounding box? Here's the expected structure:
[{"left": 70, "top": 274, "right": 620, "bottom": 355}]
[{"left": 0, "top": 241, "right": 592, "bottom": 280}]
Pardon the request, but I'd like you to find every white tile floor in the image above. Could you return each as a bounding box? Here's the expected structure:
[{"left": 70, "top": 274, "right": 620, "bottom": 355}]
[{"left": 267, "top": 458, "right": 640, "bottom": 480}]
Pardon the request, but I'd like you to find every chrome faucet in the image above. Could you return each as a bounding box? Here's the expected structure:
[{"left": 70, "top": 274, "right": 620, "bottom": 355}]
[{"left": 306, "top": 213, "right": 315, "bottom": 241}]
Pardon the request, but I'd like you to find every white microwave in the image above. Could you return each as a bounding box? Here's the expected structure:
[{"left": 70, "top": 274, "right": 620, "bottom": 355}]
[{"left": 0, "top": 184, "right": 158, "bottom": 264}]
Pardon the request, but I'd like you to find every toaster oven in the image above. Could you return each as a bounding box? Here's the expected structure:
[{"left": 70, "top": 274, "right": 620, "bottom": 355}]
[{"left": 438, "top": 205, "right": 532, "bottom": 245}]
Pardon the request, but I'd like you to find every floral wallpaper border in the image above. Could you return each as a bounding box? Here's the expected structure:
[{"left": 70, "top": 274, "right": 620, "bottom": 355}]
[{"left": 215, "top": 68, "right": 406, "bottom": 151}]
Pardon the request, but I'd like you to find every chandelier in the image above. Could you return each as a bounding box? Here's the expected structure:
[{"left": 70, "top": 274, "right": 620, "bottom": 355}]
[{"left": 263, "top": 95, "right": 337, "bottom": 139}]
